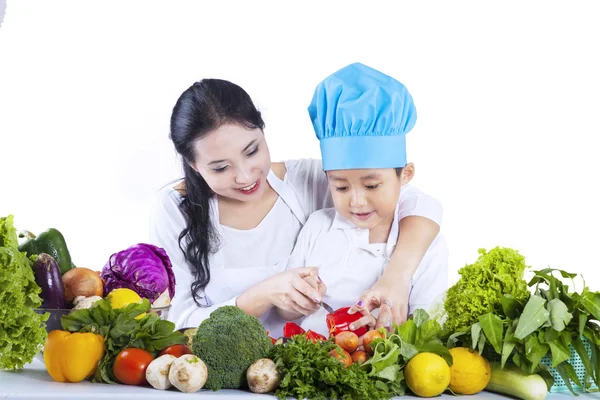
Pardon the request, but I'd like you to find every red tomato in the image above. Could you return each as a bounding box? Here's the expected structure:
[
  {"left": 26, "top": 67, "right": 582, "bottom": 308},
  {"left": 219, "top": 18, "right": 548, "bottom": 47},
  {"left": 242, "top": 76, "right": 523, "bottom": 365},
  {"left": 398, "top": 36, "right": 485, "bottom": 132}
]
[
  {"left": 158, "top": 344, "right": 192, "bottom": 358},
  {"left": 113, "top": 348, "right": 154, "bottom": 385}
]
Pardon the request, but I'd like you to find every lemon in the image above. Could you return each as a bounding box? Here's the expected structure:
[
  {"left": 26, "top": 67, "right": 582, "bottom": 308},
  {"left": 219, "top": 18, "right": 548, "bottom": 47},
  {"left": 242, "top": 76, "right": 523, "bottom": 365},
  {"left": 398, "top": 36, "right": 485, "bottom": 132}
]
[
  {"left": 405, "top": 352, "right": 451, "bottom": 397},
  {"left": 448, "top": 347, "right": 491, "bottom": 394},
  {"left": 107, "top": 288, "right": 145, "bottom": 319}
]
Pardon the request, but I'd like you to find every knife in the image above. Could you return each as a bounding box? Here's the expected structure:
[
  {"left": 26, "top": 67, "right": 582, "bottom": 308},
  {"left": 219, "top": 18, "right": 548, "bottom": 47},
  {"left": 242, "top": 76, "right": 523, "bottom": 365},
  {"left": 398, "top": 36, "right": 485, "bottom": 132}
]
[{"left": 321, "top": 301, "right": 334, "bottom": 314}]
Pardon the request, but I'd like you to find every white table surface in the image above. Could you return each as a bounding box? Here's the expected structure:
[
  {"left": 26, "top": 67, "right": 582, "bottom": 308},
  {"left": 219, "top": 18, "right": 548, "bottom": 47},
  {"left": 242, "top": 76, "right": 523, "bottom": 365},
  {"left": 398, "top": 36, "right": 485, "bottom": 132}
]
[{"left": 1, "top": 359, "right": 598, "bottom": 399}]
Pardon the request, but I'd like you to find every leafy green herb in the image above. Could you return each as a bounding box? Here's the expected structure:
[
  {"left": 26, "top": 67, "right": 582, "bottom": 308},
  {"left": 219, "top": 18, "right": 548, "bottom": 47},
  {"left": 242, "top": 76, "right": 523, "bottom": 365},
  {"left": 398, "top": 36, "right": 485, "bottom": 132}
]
[
  {"left": 270, "top": 335, "right": 389, "bottom": 400},
  {"left": 61, "top": 298, "right": 186, "bottom": 383}
]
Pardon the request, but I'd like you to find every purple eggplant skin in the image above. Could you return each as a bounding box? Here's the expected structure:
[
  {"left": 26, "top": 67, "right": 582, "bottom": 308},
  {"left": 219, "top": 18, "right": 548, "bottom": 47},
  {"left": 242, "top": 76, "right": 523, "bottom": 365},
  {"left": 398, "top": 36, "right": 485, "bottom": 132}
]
[{"left": 33, "top": 253, "right": 67, "bottom": 309}]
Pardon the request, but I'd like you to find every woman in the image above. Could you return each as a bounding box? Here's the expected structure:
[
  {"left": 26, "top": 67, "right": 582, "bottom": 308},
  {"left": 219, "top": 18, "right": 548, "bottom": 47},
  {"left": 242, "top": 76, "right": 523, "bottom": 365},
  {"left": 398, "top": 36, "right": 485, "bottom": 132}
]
[{"left": 149, "top": 78, "right": 442, "bottom": 337}]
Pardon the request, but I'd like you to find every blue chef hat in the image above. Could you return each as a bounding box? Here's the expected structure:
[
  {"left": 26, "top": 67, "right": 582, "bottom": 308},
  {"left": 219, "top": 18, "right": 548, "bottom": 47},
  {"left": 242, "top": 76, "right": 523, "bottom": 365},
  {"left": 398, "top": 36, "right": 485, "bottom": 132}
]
[{"left": 308, "top": 62, "right": 417, "bottom": 171}]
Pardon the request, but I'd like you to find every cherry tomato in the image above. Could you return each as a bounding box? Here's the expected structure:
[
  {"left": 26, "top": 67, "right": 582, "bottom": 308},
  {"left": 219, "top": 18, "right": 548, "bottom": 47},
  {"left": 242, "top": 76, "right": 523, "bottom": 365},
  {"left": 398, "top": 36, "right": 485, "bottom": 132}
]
[
  {"left": 335, "top": 331, "right": 359, "bottom": 353},
  {"left": 351, "top": 350, "right": 369, "bottom": 364},
  {"left": 158, "top": 344, "right": 192, "bottom": 358},
  {"left": 329, "top": 347, "right": 352, "bottom": 368},
  {"left": 362, "top": 330, "right": 384, "bottom": 354},
  {"left": 113, "top": 348, "right": 154, "bottom": 385}
]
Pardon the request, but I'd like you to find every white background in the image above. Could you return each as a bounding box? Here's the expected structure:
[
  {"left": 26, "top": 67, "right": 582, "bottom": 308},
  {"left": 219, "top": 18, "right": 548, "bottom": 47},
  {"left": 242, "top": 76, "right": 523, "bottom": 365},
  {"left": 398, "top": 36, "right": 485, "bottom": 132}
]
[{"left": 1, "top": 1, "right": 599, "bottom": 289}]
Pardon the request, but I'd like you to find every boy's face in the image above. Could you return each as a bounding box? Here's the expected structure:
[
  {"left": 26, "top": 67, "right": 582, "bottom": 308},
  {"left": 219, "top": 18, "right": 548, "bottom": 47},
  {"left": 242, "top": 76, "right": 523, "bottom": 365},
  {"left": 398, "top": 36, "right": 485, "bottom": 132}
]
[{"left": 327, "top": 165, "right": 414, "bottom": 230}]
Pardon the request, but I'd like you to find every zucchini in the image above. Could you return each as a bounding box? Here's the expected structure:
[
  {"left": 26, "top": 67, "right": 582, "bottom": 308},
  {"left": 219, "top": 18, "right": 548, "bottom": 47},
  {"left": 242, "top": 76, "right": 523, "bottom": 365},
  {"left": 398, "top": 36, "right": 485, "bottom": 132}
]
[
  {"left": 485, "top": 362, "right": 548, "bottom": 400},
  {"left": 33, "top": 253, "right": 67, "bottom": 309}
]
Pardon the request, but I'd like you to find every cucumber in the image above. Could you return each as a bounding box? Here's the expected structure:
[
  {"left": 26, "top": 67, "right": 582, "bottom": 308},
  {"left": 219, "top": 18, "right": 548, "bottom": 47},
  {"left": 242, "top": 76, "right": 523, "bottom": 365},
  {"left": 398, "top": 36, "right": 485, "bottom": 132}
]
[{"left": 33, "top": 253, "right": 67, "bottom": 309}]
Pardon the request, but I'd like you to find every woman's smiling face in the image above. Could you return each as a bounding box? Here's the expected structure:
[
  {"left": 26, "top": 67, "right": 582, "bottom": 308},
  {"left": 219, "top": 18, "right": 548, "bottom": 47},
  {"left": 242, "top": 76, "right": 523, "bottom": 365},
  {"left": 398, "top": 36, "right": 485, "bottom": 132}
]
[{"left": 191, "top": 123, "right": 272, "bottom": 202}]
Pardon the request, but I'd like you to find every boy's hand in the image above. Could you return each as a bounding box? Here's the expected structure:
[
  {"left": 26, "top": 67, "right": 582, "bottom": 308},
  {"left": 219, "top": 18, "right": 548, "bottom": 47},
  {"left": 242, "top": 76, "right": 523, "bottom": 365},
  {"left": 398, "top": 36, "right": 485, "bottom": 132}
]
[{"left": 348, "top": 276, "right": 411, "bottom": 330}]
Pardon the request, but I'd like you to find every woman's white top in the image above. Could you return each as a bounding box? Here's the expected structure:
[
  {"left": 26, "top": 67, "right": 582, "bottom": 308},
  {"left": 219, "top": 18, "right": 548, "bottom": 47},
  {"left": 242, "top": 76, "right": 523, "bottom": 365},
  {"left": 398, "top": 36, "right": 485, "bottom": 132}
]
[{"left": 149, "top": 159, "right": 443, "bottom": 338}]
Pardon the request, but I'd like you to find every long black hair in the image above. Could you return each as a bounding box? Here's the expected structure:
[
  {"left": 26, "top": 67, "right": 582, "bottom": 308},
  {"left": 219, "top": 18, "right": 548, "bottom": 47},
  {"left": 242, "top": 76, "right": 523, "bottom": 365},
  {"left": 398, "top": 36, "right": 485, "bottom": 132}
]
[{"left": 169, "top": 79, "right": 265, "bottom": 306}]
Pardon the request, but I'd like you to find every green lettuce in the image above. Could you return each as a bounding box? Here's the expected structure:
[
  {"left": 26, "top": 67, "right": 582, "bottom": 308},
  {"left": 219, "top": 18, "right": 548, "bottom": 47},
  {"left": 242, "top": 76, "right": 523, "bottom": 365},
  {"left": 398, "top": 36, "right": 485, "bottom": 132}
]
[
  {"left": 444, "top": 247, "right": 530, "bottom": 333},
  {"left": 0, "top": 215, "right": 48, "bottom": 370}
]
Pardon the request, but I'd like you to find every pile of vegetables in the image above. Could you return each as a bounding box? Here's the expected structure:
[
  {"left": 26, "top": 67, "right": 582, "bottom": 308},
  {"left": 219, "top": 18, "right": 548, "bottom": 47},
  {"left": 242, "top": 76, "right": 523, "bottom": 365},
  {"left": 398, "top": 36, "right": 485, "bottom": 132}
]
[
  {"left": 266, "top": 309, "right": 452, "bottom": 399},
  {"left": 447, "top": 267, "right": 600, "bottom": 395},
  {"left": 0, "top": 215, "right": 47, "bottom": 370},
  {"left": 6, "top": 208, "right": 600, "bottom": 400},
  {"left": 60, "top": 297, "right": 188, "bottom": 384}
]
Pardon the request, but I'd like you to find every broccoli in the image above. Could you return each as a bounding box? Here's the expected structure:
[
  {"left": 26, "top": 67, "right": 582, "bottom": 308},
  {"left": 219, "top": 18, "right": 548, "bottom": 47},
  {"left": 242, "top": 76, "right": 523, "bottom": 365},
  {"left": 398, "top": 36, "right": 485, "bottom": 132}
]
[{"left": 192, "top": 305, "right": 273, "bottom": 390}]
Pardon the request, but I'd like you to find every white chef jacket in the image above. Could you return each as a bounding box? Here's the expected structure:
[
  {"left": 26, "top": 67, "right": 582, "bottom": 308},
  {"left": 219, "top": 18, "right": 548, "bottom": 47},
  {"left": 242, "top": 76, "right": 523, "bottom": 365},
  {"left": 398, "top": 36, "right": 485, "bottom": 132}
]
[{"left": 286, "top": 204, "right": 448, "bottom": 337}]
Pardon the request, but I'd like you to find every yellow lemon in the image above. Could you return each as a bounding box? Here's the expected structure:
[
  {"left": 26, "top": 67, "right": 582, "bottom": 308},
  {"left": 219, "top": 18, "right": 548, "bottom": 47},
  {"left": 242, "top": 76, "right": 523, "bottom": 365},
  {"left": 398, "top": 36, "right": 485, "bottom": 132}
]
[
  {"left": 107, "top": 288, "right": 145, "bottom": 319},
  {"left": 405, "top": 352, "right": 451, "bottom": 397},
  {"left": 448, "top": 347, "right": 491, "bottom": 394}
]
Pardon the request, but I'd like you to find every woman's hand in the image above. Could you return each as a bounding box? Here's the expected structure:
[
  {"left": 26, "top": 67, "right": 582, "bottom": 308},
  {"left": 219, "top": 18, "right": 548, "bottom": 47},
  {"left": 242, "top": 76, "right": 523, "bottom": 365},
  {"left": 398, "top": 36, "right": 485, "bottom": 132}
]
[
  {"left": 347, "top": 274, "right": 411, "bottom": 331},
  {"left": 267, "top": 267, "right": 326, "bottom": 316}
]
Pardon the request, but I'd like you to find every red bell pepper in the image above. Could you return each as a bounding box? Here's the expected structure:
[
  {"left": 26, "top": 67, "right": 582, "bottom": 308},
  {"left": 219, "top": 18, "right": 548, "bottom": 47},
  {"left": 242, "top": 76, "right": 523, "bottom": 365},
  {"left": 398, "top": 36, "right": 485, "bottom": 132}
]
[
  {"left": 326, "top": 306, "right": 368, "bottom": 338},
  {"left": 283, "top": 321, "right": 305, "bottom": 337},
  {"left": 305, "top": 330, "right": 327, "bottom": 343}
]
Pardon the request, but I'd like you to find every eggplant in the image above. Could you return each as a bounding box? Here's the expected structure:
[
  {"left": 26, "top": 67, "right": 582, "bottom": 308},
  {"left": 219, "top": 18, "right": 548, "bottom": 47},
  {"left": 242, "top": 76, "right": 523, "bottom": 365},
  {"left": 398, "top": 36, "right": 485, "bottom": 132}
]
[{"left": 33, "top": 253, "right": 67, "bottom": 309}]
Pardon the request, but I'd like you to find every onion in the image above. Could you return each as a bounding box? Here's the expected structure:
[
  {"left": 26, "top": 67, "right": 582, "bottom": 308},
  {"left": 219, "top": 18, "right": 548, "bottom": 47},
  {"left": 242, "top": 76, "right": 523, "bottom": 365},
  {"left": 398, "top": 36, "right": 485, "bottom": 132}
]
[{"left": 62, "top": 267, "right": 104, "bottom": 303}]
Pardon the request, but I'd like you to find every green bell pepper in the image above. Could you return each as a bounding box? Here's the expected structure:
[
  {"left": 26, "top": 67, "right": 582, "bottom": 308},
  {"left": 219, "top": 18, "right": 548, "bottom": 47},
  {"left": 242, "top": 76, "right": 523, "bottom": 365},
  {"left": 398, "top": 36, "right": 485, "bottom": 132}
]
[{"left": 18, "top": 228, "right": 74, "bottom": 275}]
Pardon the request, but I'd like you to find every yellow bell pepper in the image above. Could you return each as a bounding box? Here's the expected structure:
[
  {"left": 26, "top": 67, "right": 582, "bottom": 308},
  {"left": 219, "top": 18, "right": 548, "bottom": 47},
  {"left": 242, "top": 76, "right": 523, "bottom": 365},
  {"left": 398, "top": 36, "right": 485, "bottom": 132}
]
[{"left": 44, "top": 330, "right": 105, "bottom": 383}]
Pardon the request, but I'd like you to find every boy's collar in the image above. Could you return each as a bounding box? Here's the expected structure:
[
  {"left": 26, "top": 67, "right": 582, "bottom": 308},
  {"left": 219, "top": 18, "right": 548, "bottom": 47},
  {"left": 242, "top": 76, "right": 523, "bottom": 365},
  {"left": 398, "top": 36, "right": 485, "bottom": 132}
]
[{"left": 329, "top": 203, "right": 401, "bottom": 258}]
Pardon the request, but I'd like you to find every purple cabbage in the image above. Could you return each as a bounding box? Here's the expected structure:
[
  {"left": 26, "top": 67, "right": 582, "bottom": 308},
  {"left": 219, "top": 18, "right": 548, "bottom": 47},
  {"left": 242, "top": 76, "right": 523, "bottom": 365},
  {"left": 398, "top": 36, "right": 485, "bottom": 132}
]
[{"left": 101, "top": 243, "right": 176, "bottom": 303}]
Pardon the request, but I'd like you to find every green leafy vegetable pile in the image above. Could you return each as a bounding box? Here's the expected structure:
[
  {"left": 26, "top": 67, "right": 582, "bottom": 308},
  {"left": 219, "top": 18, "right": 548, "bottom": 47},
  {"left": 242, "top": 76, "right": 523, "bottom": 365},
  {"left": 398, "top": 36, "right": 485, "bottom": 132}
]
[
  {"left": 61, "top": 298, "right": 186, "bottom": 383},
  {"left": 448, "top": 267, "right": 600, "bottom": 395},
  {"left": 0, "top": 215, "right": 48, "bottom": 370}
]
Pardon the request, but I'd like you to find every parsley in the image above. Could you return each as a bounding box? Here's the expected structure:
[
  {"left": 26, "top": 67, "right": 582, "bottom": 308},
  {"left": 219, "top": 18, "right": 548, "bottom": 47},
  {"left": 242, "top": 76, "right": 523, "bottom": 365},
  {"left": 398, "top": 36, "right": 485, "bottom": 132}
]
[{"left": 270, "top": 335, "right": 390, "bottom": 400}]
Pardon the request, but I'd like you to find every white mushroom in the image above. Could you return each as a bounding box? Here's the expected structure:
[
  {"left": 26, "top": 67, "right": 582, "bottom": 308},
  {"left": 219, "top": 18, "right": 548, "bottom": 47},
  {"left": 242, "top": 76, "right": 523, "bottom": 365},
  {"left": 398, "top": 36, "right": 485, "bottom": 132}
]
[
  {"left": 72, "top": 295, "right": 103, "bottom": 310},
  {"left": 246, "top": 358, "right": 281, "bottom": 394},
  {"left": 168, "top": 354, "right": 208, "bottom": 393},
  {"left": 146, "top": 354, "right": 177, "bottom": 390}
]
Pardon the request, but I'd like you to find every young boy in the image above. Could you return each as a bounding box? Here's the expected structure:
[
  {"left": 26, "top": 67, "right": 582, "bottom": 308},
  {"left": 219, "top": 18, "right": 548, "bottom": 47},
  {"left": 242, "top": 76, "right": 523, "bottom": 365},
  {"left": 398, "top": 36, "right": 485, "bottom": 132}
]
[{"left": 282, "top": 62, "right": 448, "bottom": 336}]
